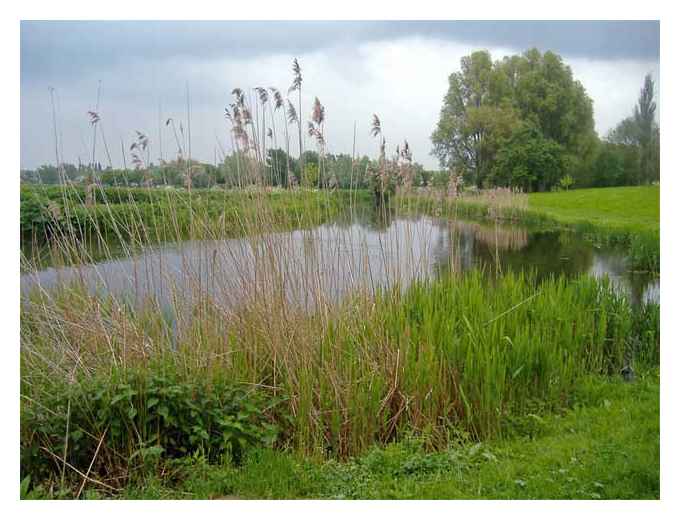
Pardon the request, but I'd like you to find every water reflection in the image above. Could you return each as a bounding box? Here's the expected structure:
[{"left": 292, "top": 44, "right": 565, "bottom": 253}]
[{"left": 21, "top": 211, "right": 659, "bottom": 311}]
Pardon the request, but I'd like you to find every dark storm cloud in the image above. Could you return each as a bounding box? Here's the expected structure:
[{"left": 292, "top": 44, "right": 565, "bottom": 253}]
[{"left": 21, "top": 20, "right": 659, "bottom": 82}]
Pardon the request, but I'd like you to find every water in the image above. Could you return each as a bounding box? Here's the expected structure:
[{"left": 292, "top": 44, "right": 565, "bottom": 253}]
[{"left": 20, "top": 210, "right": 659, "bottom": 311}]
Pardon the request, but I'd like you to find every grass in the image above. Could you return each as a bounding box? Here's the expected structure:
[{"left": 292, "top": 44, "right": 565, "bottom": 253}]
[
  {"left": 528, "top": 186, "right": 660, "bottom": 235},
  {"left": 37, "top": 371, "right": 656, "bottom": 500},
  {"left": 20, "top": 185, "right": 371, "bottom": 268},
  {"left": 19, "top": 183, "right": 660, "bottom": 499}
]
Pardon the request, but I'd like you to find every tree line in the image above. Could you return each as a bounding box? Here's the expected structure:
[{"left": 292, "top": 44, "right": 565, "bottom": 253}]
[{"left": 21, "top": 150, "right": 428, "bottom": 191}]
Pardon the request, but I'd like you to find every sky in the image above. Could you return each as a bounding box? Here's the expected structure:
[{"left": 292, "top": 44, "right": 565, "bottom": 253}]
[{"left": 20, "top": 21, "right": 660, "bottom": 170}]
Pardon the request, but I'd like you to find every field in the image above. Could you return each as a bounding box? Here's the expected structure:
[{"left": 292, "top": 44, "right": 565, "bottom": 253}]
[
  {"left": 528, "top": 186, "right": 660, "bottom": 235},
  {"left": 19, "top": 184, "right": 660, "bottom": 500}
]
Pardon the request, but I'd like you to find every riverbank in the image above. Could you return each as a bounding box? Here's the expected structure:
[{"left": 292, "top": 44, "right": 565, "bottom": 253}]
[
  {"left": 23, "top": 371, "right": 659, "bottom": 500},
  {"left": 19, "top": 185, "right": 660, "bottom": 500},
  {"left": 20, "top": 270, "right": 660, "bottom": 499},
  {"left": 20, "top": 185, "right": 371, "bottom": 267},
  {"left": 400, "top": 186, "right": 660, "bottom": 272}
]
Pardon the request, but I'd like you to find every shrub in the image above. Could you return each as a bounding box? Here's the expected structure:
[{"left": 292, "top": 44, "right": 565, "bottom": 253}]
[{"left": 21, "top": 368, "right": 287, "bottom": 490}]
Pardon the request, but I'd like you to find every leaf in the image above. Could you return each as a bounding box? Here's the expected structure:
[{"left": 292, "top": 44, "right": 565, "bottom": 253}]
[{"left": 20, "top": 476, "right": 31, "bottom": 498}]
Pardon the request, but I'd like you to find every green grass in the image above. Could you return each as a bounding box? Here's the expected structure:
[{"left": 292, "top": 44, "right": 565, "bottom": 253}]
[
  {"left": 528, "top": 186, "right": 659, "bottom": 235},
  {"left": 19, "top": 185, "right": 661, "bottom": 500},
  {"left": 67, "top": 372, "right": 657, "bottom": 500},
  {"left": 20, "top": 185, "right": 372, "bottom": 267}
]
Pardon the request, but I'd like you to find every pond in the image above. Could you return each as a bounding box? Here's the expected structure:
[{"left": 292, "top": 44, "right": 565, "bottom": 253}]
[{"left": 20, "top": 208, "right": 659, "bottom": 312}]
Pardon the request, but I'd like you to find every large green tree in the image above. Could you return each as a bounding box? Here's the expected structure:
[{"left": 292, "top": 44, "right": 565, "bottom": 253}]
[
  {"left": 431, "top": 51, "right": 518, "bottom": 187},
  {"left": 432, "top": 48, "right": 597, "bottom": 191}
]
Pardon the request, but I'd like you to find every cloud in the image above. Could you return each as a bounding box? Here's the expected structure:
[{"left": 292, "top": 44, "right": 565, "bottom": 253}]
[
  {"left": 21, "top": 21, "right": 659, "bottom": 83},
  {"left": 20, "top": 21, "right": 660, "bottom": 170}
]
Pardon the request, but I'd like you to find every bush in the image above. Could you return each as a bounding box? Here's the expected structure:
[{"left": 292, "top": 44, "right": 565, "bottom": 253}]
[{"left": 21, "top": 368, "right": 287, "bottom": 490}]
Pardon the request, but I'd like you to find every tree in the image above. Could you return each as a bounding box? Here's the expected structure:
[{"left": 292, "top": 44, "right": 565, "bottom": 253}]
[
  {"left": 432, "top": 49, "right": 596, "bottom": 190},
  {"left": 266, "top": 148, "right": 293, "bottom": 187},
  {"left": 510, "top": 50, "right": 596, "bottom": 156},
  {"left": 302, "top": 163, "right": 319, "bottom": 188},
  {"left": 491, "top": 125, "right": 565, "bottom": 192},
  {"left": 432, "top": 51, "right": 522, "bottom": 188},
  {"left": 559, "top": 174, "right": 574, "bottom": 191},
  {"left": 607, "top": 74, "right": 659, "bottom": 184}
]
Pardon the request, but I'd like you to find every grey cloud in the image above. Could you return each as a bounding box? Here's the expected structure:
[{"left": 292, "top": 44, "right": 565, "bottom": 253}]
[
  {"left": 20, "top": 21, "right": 660, "bottom": 170},
  {"left": 21, "top": 20, "right": 659, "bottom": 83}
]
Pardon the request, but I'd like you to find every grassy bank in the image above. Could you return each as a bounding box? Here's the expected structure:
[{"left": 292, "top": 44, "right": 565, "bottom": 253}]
[
  {"left": 528, "top": 186, "right": 659, "bottom": 234},
  {"left": 21, "top": 270, "right": 659, "bottom": 498},
  {"left": 19, "top": 184, "right": 660, "bottom": 500},
  {"left": 400, "top": 186, "right": 660, "bottom": 272},
  {"left": 23, "top": 372, "right": 659, "bottom": 500},
  {"left": 20, "top": 185, "right": 372, "bottom": 269}
]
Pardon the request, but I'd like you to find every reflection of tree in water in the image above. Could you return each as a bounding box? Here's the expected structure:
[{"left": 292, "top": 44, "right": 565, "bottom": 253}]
[
  {"left": 432, "top": 224, "right": 595, "bottom": 282},
  {"left": 481, "top": 230, "right": 594, "bottom": 281},
  {"left": 450, "top": 220, "right": 529, "bottom": 251},
  {"left": 359, "top": 202, "right": 396, "bottom": 232}
]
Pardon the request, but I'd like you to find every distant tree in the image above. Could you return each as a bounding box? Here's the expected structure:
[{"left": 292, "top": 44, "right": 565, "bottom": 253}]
[
  {"left": 431, "top": 51, "right": 510, "bottom": 188},
  {"left": 302, "top": 163, "right": 319, "bottom": 188},
  {"left": 559, "top": 174, "right": 574, "bottom": 191},
  {"left": 607, "top": 74, "right": 659, "bottom": 184},
  {"left": 266, "top": 148, "right": 293, "bottom": 187},
  {"left": 508, "top": 49, "right": 596, "bottom": 156}
]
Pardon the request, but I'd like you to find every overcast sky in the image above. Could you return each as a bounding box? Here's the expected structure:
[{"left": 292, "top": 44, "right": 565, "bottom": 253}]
[{"left": 20, "top": 21, "right": 660, "bottom": 170}]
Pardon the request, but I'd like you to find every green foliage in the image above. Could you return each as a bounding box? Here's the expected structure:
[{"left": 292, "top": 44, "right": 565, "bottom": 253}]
[
  {"left": 607, "top": 74, "right": 659, "bottom": 185},
  {"left": 490, "top": 124, "right": 565, "bottom": 191},
  {"left": 83, "top": 374, "right": 658, "bottom": 500},
  {"left": 20, "top": 368, "right": 286, "bottom": 489},
  {"left": 432, "top": 48, "right": 596, "bottom": 191},
  {"left": 302, "top": 163, "right": 319, "bottom": 188},
  {"left": 20, "top": 184, "right": 367, "bottom": 252},
  {"left": 559, "top": 174, "right": 574, "bottom": 190}
]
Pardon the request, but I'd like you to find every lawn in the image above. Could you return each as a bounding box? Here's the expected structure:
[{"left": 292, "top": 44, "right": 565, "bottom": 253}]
[{"left": 528, "top": 186, "right": 660, "bottom": 235}]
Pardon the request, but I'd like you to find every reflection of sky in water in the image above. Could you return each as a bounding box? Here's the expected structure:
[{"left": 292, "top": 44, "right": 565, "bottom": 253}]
[
  {"left": 589, "top": 253, "right": 659, "bottom": 306},
  {"left": 21, "top": 215, "right": 659, "bottom": 311}
]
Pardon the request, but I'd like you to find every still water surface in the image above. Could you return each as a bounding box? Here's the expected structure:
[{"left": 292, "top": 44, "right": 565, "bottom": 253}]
[{"left": 21, "top": 211, "right": 659, "bottom": 310}]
